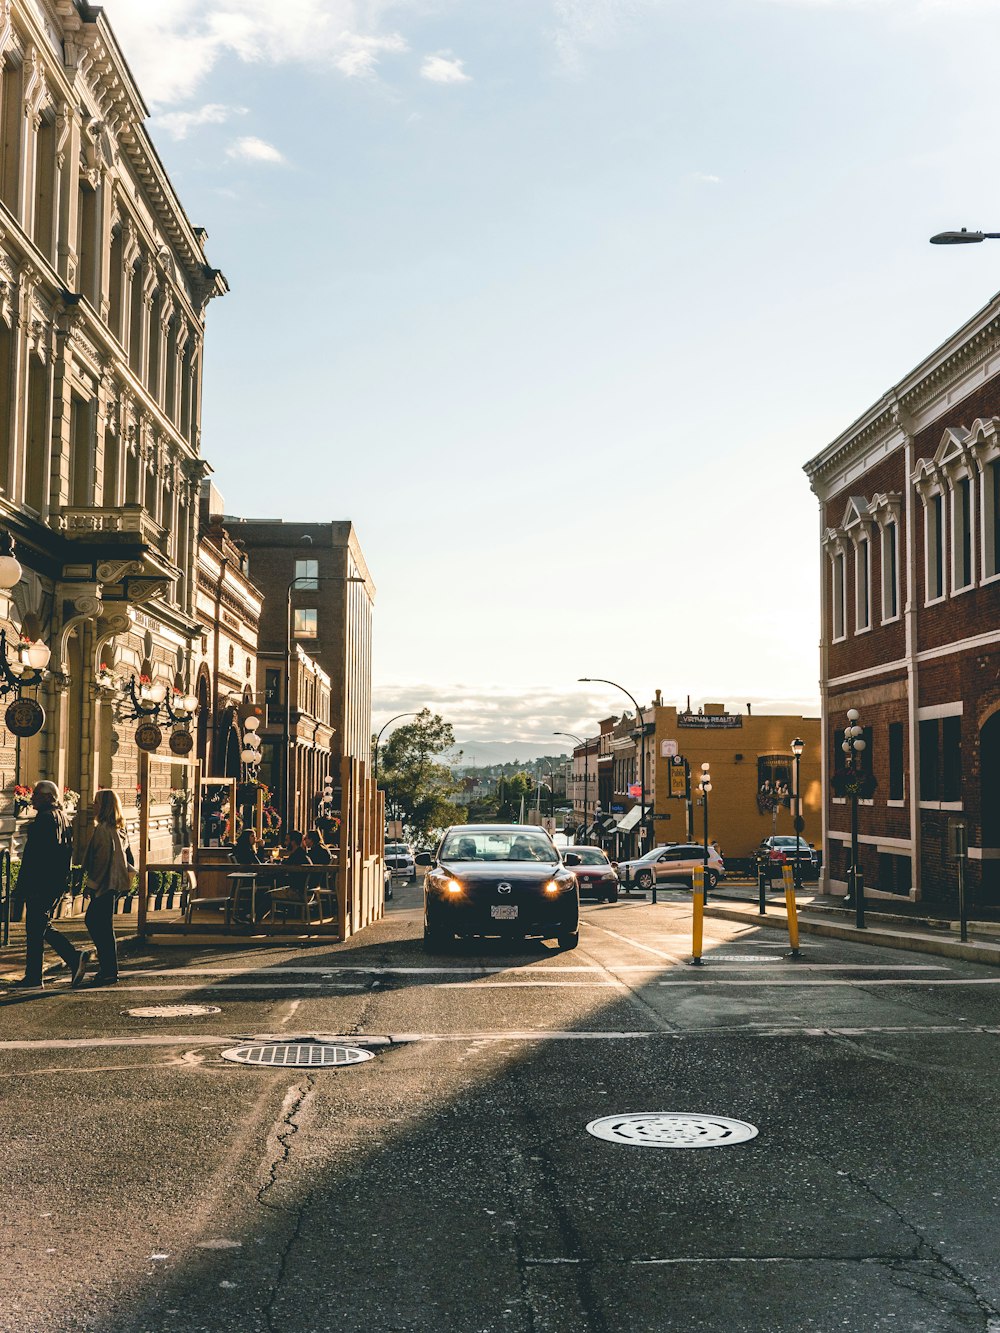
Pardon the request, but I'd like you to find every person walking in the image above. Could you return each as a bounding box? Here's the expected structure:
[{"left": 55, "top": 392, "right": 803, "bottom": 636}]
[
  {"left": 10, "top": 780, "right": 87, "bottom": 991},
  {"left": 80, "top": 790, "right": 130, "bottom": 986}
]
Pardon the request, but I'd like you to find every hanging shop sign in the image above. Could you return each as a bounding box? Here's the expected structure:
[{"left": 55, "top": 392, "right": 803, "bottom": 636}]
[
  {"left": 169, "top": 729, "right": 194, "bottom": 756},
  {"left": 5, "top": 697, "right": 44, "bottom": 737},
  {"left": 135, "top": 721, "right": 163, "bottom": 752}
]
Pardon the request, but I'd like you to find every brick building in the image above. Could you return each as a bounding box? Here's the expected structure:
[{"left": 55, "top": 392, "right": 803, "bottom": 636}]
[
  {"left": 805, "top": 288, "right": 1000, "bottom": 908},
  {"left": 222, "top": 518, "right": 375, "bottom": 830}
]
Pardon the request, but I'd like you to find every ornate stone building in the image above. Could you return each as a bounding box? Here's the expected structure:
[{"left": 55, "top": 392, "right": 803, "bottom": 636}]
[{"left": 0, "top": 0, "right": 225, "bottom": 835}]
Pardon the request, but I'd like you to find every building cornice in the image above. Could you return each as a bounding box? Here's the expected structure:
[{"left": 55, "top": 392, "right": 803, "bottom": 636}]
[{"left": 804, "top": 291, "right": 1000, "bottom": 495}]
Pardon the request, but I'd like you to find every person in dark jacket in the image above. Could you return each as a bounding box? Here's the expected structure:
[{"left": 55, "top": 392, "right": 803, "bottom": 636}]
[
  {"left": 80, "top": 789, "right": 130, "bottom": 986},
  {"left": 303, "top": 829, "right": 331, "bottom": 866},
  {"left": 10, "top": 781, "right": 88, "bottom": 991},
  {"left": 233, "top": 829, "right": 264, "bottom": 865}
]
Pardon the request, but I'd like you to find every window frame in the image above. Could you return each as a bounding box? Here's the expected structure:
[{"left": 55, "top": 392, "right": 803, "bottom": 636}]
[
  {"left": 292, "top": 607, "right": 318, "bottom": 638},
  {"left": 832, "top": 551, "right": 847, "bottom": 641},
  {"left": 925, "top": 490, "right": 946, "bottom": 604},
  {"left": 294, "top": 558, "right": 319, "bottom": 591},
  {"left": 855, "top": 533, "right": 872, "bottom": 633},
  {"left": 952, "top": 474, "right": 975, "bottom": 593},
  {"left": 881, "top": 519, "right": 899, "bottom": 623}
]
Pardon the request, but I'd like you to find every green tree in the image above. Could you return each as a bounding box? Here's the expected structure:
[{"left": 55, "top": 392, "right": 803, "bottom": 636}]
[
  {"left": 379, "top": 709, "right": 464, "bottom": 842},
  {"left": 495, "top": 771, "right": 534, "bottom": 821}
]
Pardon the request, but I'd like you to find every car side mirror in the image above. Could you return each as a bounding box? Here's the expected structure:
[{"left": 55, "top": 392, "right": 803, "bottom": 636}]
[
  {"left": 415, "top": 851, "right": 434, "bottom": 867},
  {"left": 562, "top": 852, "right": 581, "bottom": 866}
]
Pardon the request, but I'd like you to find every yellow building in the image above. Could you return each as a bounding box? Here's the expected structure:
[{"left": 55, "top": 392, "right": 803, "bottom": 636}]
[{"left": 652, "top": 704, "right": 821, "bottom": 863}]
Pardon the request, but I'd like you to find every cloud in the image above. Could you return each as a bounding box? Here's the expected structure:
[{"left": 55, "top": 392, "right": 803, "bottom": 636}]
[
  {"left": 420, "top": 52, "right": 471, "bottom": 83},
  {"left": 373, "top": 683, "right": 820, "bottom": 747},
  {"left": 153, "top": 102, "right": 248, "bottom": 140},
  {"left": 101, "top": 1, "right": 411, "bottom": 107},
  {"left": 550, "top": 0, "right": 655, "bottom": 71},
  {"left": 691, "top": 171, "right": 721, "bottom": 184},
  {"left": 226, "top": 136, "right": 287, "bottom": 165}
]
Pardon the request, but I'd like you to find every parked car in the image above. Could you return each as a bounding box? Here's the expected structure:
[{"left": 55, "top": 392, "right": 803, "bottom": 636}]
[
  {"left": 384, "top": 841, "right": 416, "bottom": 880},
  {"left": 417, "top": 824, "right": 580, "bottom": 951},
  {"left": 758, "top": 835, "right": 818, "bottom": 878},
  {"left": 565, "top": 845, "right": 618, "bottom": 903},
  {"left": 619, "top": 843, "right": 726, "bottom": 891}
]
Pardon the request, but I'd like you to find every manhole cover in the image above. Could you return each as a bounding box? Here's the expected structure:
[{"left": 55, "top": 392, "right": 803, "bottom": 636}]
[
  {"left": 126, "top": 1004, "right": 222, "bottom": 1019},
  {"left": 586, "top": 1113, "right": 759, "bottom": 1148},
  {"left": 220, "top": 1041, "right": 375, "bottom": 1068}
]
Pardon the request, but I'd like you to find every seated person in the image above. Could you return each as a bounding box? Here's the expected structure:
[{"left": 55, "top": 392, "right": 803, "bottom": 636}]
[
  {"left": 233, "top": 829, "right": 264, "bottom": 865},
  {"left": 303, "top": 829, "right": 332, "bottom": 865},
  {"left": 282, "top": 830, "right": 311, "bottom": 865},
  {"left": 509, "top": 836, "right": 537, "bottom": 861},
  {"left": 455, "top": 837, "right": 477, "bottom": 860}
]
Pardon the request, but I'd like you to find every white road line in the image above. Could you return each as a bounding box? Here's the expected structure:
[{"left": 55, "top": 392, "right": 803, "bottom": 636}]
[
  {"left": 657, "top": 977, "right": 1000, "bottom": 986},
  {"left": 3, "top": 1025, "right": 1000, "bottom": 1052}
]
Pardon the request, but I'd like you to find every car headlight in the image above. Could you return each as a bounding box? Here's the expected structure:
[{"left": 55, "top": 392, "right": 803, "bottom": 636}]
[{"left": 445, "top": 879, "right": 463, "bottom": 895}]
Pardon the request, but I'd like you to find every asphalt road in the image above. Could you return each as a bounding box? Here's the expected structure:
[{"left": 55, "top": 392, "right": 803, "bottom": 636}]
[{"left": 2, "top": 881, "right": 1000, "bottom": 1333}]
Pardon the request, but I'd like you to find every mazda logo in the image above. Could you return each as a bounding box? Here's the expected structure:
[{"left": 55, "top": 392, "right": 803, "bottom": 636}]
[{"left": 497, "top": 882, "right": 512, "bottom": 894}]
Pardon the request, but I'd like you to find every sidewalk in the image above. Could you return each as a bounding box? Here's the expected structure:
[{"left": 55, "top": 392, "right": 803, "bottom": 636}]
[
  {"left": 0, "top": 913, "right": 142, "bottom": 980},
  {"left": 701, "top": 884, "right": 1000, "bottom": 967}
]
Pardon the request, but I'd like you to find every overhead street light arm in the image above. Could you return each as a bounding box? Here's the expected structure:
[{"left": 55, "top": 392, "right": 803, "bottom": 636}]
[
  {"left": 578, "top": 676, "right": 649, "bottom": 855},
  {"left": 373, "top": 712, "right": 419, "bottom": 787}
]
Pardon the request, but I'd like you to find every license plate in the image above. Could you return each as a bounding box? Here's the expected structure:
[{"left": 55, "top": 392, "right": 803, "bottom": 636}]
[{"left": 491, "top": 905, "right": 518, "bottom": 920}]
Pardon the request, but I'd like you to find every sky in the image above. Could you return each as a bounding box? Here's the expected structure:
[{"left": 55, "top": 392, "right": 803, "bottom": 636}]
[{"left": 101, "top": 0, "right": 1000, "bottom": 748}]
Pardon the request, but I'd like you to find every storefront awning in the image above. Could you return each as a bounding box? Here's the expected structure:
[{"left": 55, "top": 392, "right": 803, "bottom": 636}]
[{"left": 614, "top": 806, "right": 643, "bottom": 833}]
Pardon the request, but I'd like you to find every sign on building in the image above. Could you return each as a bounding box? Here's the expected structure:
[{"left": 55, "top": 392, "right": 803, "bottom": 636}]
[
  {"left": 660, "top": 739, "right": 678, "bottom": 757},
  {"left": 669, "top": 755, "right": 688, "bottom": 799}
]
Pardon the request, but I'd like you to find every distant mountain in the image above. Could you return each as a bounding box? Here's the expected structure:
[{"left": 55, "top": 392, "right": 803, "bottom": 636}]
[{"left": 446, "top": 739, "right": 572, "bottom": 768}]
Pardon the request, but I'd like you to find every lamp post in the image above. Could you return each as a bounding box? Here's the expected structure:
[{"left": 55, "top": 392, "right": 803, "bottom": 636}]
[
  {"left": 842, "top": 707, "right": 867, "bottom": 929},
  {"left": 554, "top": 731, "right": 589, "bottom": 843},
  {"left": 372, "top": 712, "right": 419, "bottom": 788},
  {"left": 698, "top": 762, "right": 712, "bottom": 903},
  {"left": 790, "top": 736, "right": 804, "bottom": 893},
  {"left": 284, "top": 572, "right": 366, "bottom": 833},
  {"left": 579, "top": 677, "right": 647, "bottom": 855}
]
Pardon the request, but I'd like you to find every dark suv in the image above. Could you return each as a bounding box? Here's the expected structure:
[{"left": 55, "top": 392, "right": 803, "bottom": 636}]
[{"left": 758, "top": 836, "right": 818, "bottom": 878}]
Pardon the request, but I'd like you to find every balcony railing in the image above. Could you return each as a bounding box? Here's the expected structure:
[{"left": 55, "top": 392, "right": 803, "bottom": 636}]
[{"left": 58, "top": 504, "right": 168, "bottom": 552}]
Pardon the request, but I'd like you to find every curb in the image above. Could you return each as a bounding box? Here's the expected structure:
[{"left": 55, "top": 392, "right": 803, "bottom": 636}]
[{"left": 703, "top": 904, "right": 1000, "bottom": 967}]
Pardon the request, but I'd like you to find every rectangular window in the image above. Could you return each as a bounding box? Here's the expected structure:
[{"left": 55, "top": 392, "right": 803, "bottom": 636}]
[
  {"left": 888, "top": 722, "right": 904, "bottom": 801},
  {"left": 293, "top": 607, "right": 317, "bottom": 637},
  {"left": 832, "top": 553, "right": 846, "bottom": 639},
  {"left": 294, "top": 558, "right": 318, "bottom": 590},
  {"left": 919, "top": 719, "right": 939, "bottom": 801},
  {"left": 882, "top": 521, "right": 898, "bottom": 619},
  {"left": 878, "top": 852, "right": 912, "bottom": 896},
  {"left": 955, "top": 476, "right": 973, "bottom": 590},
  {"left": 942, "top": 714, "right": 962, "bottom": 801},
  {"left": 986, "top": 460, "right": 1000, "bottom": 579},
  {"left": 856, "top": 538, "right": 871, "bottom": 630},
  {"left": 927, "top": 493, "right": 944, "bottom": 600}
]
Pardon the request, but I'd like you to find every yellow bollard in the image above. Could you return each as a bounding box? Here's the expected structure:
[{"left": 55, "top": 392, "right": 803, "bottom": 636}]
[
  {"left": 782, "top": 864, "right": 801, "bottom": 957},
  {"left": 690, "top": 863, "right": 704, "bottom": 966}
]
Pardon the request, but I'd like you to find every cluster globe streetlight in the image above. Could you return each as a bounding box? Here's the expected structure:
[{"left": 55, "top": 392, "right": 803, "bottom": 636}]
[
  {"left": 698, "top": 762, "right": 712, "bottom": 901},
  {"left": 790, "top": 736, "right": 804, "bottom": 892},
  {"left": 842, "top": 707, "right": 867, "bottom": 928}
]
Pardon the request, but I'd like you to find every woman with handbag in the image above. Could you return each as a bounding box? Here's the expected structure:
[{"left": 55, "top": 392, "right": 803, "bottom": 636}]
[{"left": 80, "top": 789, "right": 131, "bottom": 986}]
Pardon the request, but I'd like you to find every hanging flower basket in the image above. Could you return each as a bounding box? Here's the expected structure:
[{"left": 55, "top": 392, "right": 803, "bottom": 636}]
[{"left": 831, "top": 770, "right": 877, "bottom": 799}]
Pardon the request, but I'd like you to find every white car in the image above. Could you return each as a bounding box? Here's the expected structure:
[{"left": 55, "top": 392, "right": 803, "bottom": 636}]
[
  {"left": 619, "top": 843, "right": 726, "bottom": 891},
  {"left": 384, "top": 842, "right": 415, "bottom": 879}
]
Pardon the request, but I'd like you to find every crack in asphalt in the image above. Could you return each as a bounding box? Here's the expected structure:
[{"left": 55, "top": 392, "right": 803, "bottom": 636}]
[
  {"left": 814, "top": 1152, "right": 1000, "bottom": 1327},
  {"left": 257, "top": 1076, "right": 316, "bottom": 1333}
]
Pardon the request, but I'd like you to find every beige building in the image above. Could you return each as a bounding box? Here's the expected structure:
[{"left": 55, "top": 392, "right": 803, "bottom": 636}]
[
  {"left": 652, "top": 703, "right": 822, "bottom": 862},
  {"left": 0, "top": 0, "right": 225, "bottom": 842}
]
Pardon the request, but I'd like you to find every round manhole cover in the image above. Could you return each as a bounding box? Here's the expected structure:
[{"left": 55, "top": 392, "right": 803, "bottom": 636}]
[
  {"left": 126, "top": 1004, "right": 222, "bottom": 1019},
  {"left": 586, "top": 1113, "right": 759, "bottom": 1148},
  {"left": 220, "top": 1041, "right": 375, "bottom": 1068}
]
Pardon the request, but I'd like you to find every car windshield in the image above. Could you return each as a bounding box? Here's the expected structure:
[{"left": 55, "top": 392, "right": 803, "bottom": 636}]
[
  {"left": 571, "top": 848, "right": 609, "bottom": 865},
  {"left": 440, "top": 830, "right": 558, "bottom": 863},
  {"left": 772, "top": 837, "right": 804, "bottom": 847}
]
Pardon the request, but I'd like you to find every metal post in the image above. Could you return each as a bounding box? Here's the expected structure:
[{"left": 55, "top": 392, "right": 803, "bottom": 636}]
[
  {"left": 852, "top": 790, "right": 864, "bottom": 929},
  {"left": 758, "top": 851, "right": 767, "bottom": 915},
  {"left": 702, "top": 785, "right": 709, "bottom": 905},
  {"left": 793, "top": 750, "right": 802, "bottom": 894}
]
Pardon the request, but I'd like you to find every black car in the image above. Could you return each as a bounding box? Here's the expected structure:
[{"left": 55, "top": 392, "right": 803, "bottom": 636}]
[{"left": 417, "top": 824, "right": 581, "bottom": 951}]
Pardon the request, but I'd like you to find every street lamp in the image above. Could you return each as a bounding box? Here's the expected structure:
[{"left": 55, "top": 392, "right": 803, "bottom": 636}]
[
  {"left": 698, "top": 762, "right": 712, "bottom": 902},
  {"left": 373, "top": 712, "right": 419, "bottom": 788},
  {"left": 579, "top": 677, "right": 648, "bottom": 854},
  {"left": 929, "top": 229, "right": 1000, "bottom": 245},
  {"left": 842, "top": 708, "right": 867, "bottom": 929},
  {"left": 284, "top": 572, "right": 366, "bottom": 832},
  {"left": 554, "top": 731, "right": 589, "bottom": 844},
  {"left": 790, "top": 737, "right": 804, "bottom": 893}
]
